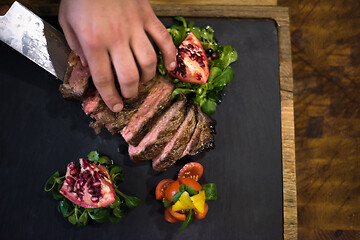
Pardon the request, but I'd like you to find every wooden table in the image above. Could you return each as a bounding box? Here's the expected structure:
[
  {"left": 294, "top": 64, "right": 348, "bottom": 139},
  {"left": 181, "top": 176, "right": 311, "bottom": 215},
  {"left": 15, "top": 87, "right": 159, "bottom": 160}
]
[
  {"left": 278, "top": 0, "right": 360, "bottom": 239},
  {"left": 0, "top": 0, "right": 298, "bottom": 239}
]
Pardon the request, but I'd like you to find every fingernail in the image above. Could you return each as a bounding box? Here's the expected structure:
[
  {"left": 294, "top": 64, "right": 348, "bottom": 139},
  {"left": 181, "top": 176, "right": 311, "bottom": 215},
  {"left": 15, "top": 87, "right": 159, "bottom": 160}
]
[
  {"left": 113, "top": 103, "right": 123, "bottom": 112},
  {"left": 169, "top": 61, "right": 176, "bottom": 70}
]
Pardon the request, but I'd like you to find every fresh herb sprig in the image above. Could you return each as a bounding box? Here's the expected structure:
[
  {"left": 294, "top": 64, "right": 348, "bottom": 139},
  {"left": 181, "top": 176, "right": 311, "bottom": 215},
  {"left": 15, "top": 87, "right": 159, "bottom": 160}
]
[
  {"left": 44, "top": 151, "right": 141, "bottom": 227},
  {"left": 157, "top": 16, "right": 238, "bottom": 115}
]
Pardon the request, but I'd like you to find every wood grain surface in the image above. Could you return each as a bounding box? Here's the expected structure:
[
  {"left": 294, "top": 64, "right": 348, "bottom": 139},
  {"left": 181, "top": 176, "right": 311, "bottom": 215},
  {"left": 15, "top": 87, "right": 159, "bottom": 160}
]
[
  {"left": 278, "top": 0, "right": 360, "bottom": 239},
  {"left": 0, "top": 1, "right": 297, "bottom": 239}
]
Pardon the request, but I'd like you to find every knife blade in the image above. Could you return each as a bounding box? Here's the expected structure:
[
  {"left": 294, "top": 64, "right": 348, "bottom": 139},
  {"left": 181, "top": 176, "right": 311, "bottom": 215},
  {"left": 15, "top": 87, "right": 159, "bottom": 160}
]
[{"left": 0, "top": 1, "right": 70, "bottom": 81}]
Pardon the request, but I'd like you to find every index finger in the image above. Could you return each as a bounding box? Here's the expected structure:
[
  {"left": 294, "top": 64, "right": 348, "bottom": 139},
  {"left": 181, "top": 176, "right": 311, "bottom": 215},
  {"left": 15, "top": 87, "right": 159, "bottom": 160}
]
[{"left": 83, "top": 45, "right": 124, "bottom": 112}]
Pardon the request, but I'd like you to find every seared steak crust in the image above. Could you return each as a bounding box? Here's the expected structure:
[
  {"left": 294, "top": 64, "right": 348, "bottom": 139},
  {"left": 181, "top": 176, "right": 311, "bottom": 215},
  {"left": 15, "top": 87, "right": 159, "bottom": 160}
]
[
  {"left": 153, "top": 104, "right": 197, "bottom": 172},
  {"left": 59, "top": 51, "right": 90, "bottom": 100},
  {"left": 182, "top": 103, "right": 215, "bottom": 156},
  {"left": 129, "top": 96, "right": 187, "bottom": 162}
]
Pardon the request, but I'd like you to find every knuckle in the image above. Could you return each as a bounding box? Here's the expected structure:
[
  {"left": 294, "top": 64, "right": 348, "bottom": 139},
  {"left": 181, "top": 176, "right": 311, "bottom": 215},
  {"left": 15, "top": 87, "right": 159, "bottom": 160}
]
[
  {"left": 94, "top": 75, "right": 111, "bottom": 88},
  {"left": 121, "top": 72, "right": 139, "bottom": 86},
  {"left": 140, "top": 50, "right": 157, "bottom": 69},
  {"left": 78, "top": 27, "right": 101, "bottom": 48}
]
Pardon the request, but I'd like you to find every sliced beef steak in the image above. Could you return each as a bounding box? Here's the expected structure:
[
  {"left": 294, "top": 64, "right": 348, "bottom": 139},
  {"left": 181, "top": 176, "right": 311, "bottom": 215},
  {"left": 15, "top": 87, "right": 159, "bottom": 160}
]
[
  {"left": 121, "top": 77, "right": 174, "bottom": 146},
  {"left": 60, "top": 53, "right": 216, "bottom": 171},
  {"left": 153, "top": 104, "right": 197, "bottom": 172},
  {"left": 182, "top": 103, "right": 215, "bottom": 157},
  {"left": 59, "top": 51, "right": 90, "bottom": 100},
  {"left": 128, "top": 96, "right": 187, "bottom": 162}
]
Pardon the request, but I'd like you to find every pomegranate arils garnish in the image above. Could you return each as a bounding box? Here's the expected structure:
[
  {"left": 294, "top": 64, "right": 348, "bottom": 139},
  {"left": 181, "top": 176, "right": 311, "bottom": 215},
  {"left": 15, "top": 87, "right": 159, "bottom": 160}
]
[
  {"left": 168, "top": 32, "right": 209, "bottom": 84},
  {"left": 59, "top": 158, "right": 116, "bottom": 208},
  {"left": 211, "top": 52, "right": 219, "bottom": 60}
]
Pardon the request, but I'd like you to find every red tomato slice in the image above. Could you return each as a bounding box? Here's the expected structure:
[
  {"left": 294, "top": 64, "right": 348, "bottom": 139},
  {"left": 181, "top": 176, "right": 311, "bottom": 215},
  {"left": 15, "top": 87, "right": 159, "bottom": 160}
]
[
  {"left": 178, "top": 162, "right": 203, "bottom": 181},
  {"left": 155, "top": 179, "right": 174, "bottom": 200},
  {"left": 179, "top": 177, "right": 202, "bottom": 192},
  {"left": 164, "top": 207, "right": 180, "bottom": 223},
  {"left": 168, "top": 207, "right": 186, "bottom": 221},
  {"left": 164, "top": 180, "right": 180, "bottom": 202},
  {"left": 194, "top": 202, "right": 209, "bottom": 220}
]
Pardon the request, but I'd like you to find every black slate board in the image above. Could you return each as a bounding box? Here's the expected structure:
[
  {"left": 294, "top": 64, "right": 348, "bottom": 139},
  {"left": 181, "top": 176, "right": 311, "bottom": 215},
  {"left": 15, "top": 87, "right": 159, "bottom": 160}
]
[{"left": 0, "top": 18, "right": 282, "bottom": 240}]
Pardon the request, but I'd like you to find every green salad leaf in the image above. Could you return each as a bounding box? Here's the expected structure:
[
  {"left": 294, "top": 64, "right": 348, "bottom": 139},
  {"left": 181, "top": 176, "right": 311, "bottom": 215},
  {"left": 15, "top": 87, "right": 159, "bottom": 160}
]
[
  {"left": 201, "top": 183, "right": 218, "bottom": 201},
  {"left": 157, "top": 17, "right": 238, "bottom": 115},
  {"left": 44, "top": 151, "right": 140, "bottom": 227}
]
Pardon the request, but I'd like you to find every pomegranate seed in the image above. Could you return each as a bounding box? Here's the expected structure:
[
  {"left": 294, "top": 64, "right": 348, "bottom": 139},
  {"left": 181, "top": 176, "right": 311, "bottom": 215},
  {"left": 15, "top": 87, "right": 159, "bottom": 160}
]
[
  {"left": 67, "top": 185, "right": 74, "bottom": 192},
  {"left": 68, "top": 162, "right": 77, "bottom": 170},
  {"left": 91, "top": 196, "right": 99, "bottom": 202},
  {"left": 70, "top": 168, "right": 78, "bottom": 175},
  {"left": 79, "top": 179, "right": 85, "bottom": 187},
  {"left": 211, "top": 52, "right": 219, "bottom": 60},
  {"left": 82, "top": 171, "right": 91, "bottom": 180},
  {"left": 77, "top": 191, "right": 84, "bottom": 198},
  {"left": 92, "top": 181, "right": 101, "bottom": 187},
  {"left": 66, "top": 176, "right": 75, "bottom": 185}
]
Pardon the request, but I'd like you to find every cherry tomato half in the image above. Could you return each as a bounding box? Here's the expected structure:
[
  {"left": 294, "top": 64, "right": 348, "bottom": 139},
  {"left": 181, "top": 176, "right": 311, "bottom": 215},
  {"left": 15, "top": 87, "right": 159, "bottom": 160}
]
[
  {"left": 168, "top": 207, "right": 186, "bottom": 221},
  {"left": 178, "top": 162, "right": 203, "bottom": 181},
  {"left": 194, "top": 202, "right": 209, "bottom": 220},
  {"left": 155, "top": 179, "right": 174, "bottom": 200},
  {"left": 164, "top": 180, "right": 180, "bottom": 202},
  {"left": 179, "top": 177, "right": 202, "bottom": 192},
  {"left": 164, "top": 207, "right": 180, "bottom": 223}
]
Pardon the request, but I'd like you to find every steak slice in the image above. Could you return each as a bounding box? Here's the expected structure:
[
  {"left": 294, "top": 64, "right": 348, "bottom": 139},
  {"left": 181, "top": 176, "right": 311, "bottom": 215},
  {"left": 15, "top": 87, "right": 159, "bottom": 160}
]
[
  {"left": 82, "top": 85, "right": 102, "bottom": 115},
  {"left": 59, "top": 51, "right": 90, "bottom": 100},
  {"left": 128, "top": 96, "right": 187, "bottom": 162},
  {"left": 152, "top": 104, "right": 197, "bottom": 172},
  {"left": 103, "top": 78, "right": 160, "bottom": 135},
  {"left": 181, "top": 103, "right": 215, "bottom": 157},
  {"left": 121, "top": 76, "right": 174, "bottom": 146},
  {"left": 82, "top": 76, "right": 161, "bottom": 134}
]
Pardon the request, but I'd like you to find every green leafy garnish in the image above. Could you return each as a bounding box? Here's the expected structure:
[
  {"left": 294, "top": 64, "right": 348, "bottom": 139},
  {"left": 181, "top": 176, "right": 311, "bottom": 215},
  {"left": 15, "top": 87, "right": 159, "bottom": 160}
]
[
  {"left": 87, "top": 151, "right": 99, "bottom": 162},
  {"left": 116, "top": 189, "right": 141, "bottom": 209},
  {"left": 179, "top": 184, "right": 186, "bottom": 193},
  {"left": 172, "top": 191, "right": 183, "bottom": 203},
  {"left": 201, "top": 183, "right": 218, "bottom": 201},
  {"left": 44, "top": 151, "right": 140, "bottom": 227},
  {"left": 179, "top": 209, "right": 194, "bottom": 233},
  {"left": 185, "top": 185, "right": 198, "bottom": 196},
  {"left": 157, "top": 17, "right": 238, "bottom": 115},
  {"left": 98, "top": 156, "right": 111, "bottom": 165},
  {"left": 163, "top": 199, "right": 173, "bottom": 208}
]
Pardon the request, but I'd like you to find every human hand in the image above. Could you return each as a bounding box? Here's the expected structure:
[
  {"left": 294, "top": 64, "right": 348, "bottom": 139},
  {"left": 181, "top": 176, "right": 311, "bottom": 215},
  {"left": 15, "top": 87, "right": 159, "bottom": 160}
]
[{"left": 59, "top": 0, "right": 176, "bottom": 112}]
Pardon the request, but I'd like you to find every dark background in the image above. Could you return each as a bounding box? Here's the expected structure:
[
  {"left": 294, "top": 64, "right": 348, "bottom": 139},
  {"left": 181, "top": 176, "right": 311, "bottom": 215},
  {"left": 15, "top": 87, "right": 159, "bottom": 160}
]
[{"left": 0, "top": 18, "right": 282, "bottom": 239}]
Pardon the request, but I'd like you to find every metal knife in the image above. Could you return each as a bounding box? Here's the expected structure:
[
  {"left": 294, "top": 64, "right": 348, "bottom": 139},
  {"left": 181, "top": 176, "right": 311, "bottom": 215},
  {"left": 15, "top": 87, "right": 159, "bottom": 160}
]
[{"left": 0, "top": 1, "right": 70, "bottom": 80}]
